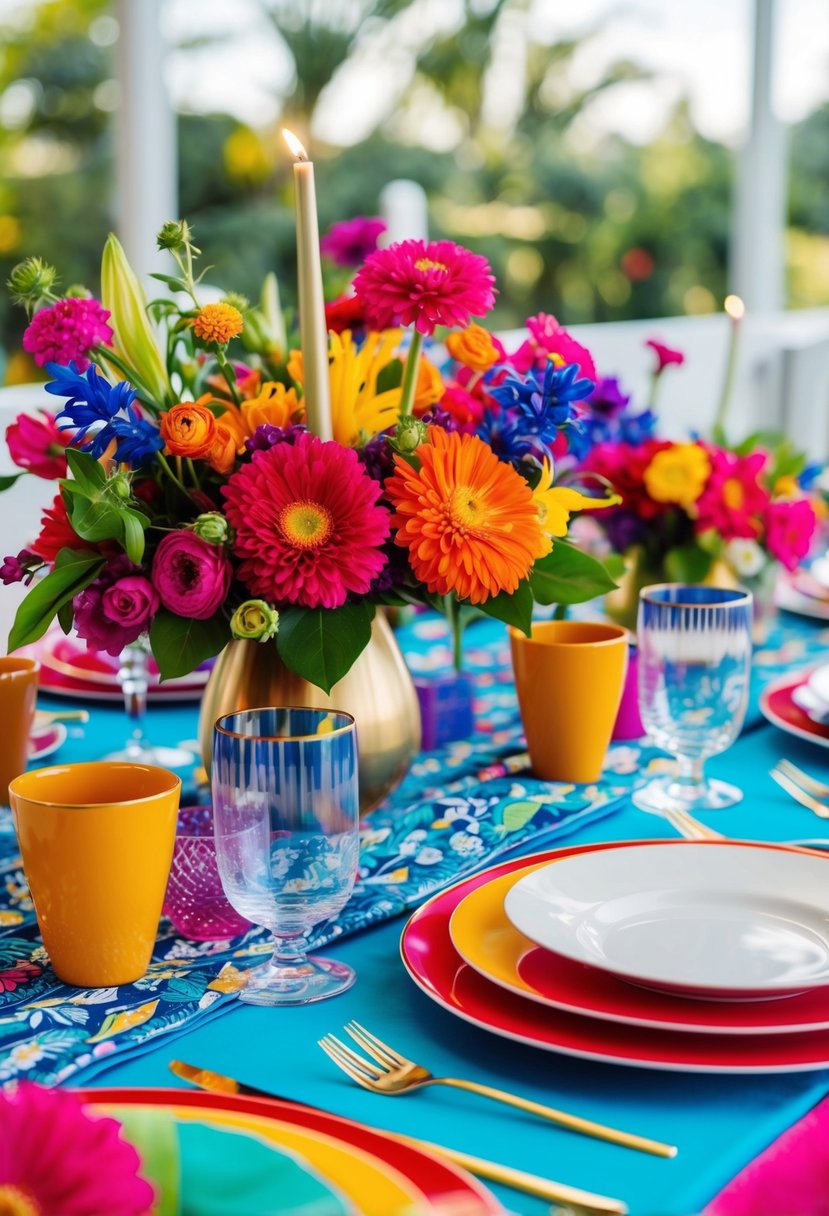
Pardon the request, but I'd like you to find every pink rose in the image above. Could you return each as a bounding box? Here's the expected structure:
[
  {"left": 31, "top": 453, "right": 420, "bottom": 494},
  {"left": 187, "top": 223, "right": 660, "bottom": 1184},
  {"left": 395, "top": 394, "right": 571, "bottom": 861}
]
[
  {"left": 152, "top": 531, "right": 232, "bottom": 619},
  {"left": 5, "top": 410, "right": 69, "bottom": 479},
  {"left": 74, "top": 560, "right": 158, "bottom": 656},
  {"left": 765, "top": 499, "right": 817, "bottom": 572}
]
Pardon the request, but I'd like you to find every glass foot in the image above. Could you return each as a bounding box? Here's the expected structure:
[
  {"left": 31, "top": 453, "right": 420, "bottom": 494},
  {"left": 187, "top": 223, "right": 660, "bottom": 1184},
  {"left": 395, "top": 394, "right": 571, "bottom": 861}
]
[
  {"left": 633, "top": 775, "right": 743, "bottom": 814},
  {"left": 103, "top": 742, "right": 196, "bottom": 768},
  {"left": 238, "top": 955, "right": 355, "bottom": 1007}
]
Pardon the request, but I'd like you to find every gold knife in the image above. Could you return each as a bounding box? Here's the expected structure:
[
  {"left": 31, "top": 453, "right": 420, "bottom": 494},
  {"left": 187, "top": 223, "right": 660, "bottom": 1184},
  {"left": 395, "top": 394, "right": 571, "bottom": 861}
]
[{"left": 169, "top": 1060, "right": 629, "bottom": 1214}]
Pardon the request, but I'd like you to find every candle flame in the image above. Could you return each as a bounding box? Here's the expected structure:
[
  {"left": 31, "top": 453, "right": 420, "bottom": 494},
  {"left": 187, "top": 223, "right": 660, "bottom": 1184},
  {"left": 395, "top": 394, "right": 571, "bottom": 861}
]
[
  {"left": 724, "top": 294, "right": 745, "bottom": 321},
  {"left": 282, "top": 128, "right": 308, "bottom": 161}
]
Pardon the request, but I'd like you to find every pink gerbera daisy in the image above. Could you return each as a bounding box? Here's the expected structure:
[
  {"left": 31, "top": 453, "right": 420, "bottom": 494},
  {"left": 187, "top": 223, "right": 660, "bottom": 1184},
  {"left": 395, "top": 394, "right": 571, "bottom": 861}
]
[
  {"left": 0, "top": 1082, "right": 155, "bottom": 1214},
  {"left": 222, "top": 432, "right": 390, "bottom": 609},
  {"left": 694, "top": 446, "right": 771, "bottom": 540},
  {"left": 510, "top": 313, "right": 596, "bottom": 381},
  {"left": 22, "top": 298, "right": 113, "bottom": 372},
  {"left": 353, "top": 239, "right": 496, "bottom": 336}
]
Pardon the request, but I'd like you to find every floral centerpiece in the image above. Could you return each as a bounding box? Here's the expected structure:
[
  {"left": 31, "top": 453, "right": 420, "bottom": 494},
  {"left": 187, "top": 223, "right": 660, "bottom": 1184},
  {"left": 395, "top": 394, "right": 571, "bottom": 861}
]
[
  {"left": 563, "top": 338, "right": 820, "bottom": 625},
  {"left": 1, "top": 221, "right": 619, "bottom": 694}
]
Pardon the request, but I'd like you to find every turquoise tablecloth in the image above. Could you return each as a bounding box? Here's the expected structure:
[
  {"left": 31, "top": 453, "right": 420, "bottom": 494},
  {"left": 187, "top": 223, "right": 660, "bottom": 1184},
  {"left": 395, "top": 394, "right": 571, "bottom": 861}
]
[{"left": 11, "top": 608, "right": 829, "bottom": 1215}]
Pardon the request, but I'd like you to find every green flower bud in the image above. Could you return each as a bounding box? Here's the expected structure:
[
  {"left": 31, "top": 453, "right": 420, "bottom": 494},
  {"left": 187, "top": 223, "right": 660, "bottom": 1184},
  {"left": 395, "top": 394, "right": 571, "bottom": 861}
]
[
  {"left": 156, "top": 219, "right": 196, "bottom": 252},
  {"left": 64, "top": 284, "right": 92, "bottom": 298},
  {"left": 394, "top": 414, "right": 428, "bottom": 454},
  {"left": 222, "top": 292, "right": 250, "bottom": 314},
  {"left": 108, "top": 472, "right": 132, "bottom": 500},
  {"left": 230, "top": 599, "right": 279, "bottom": 642},
  {"left": 191, "top": 512, "right": 230, "bottom": 545},
  {"left": 7, "top": 257, "right": 59, "bottom": 310}
]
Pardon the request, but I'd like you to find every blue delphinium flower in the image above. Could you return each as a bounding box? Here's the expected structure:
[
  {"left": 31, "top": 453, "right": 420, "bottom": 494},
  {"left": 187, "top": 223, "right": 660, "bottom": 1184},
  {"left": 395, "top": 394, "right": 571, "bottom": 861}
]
[
  {"left": 491, "top": 361, "right": 594, "bottom": 429},
  {"left": 44, "top": 361, "right": 160, "bottom": 464}
]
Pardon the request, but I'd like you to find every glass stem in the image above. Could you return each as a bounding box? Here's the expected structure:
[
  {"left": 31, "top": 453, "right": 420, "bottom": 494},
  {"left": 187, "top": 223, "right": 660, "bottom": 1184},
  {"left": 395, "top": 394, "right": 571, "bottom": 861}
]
[
  {"left": 676, "top": 755, "right": 705, "bottom": 789},
  {"left": 270, "top": 932, "right": 309, "bottom": 969},
  {"left": 119, "top": 641, "right": 150, "bottom": 759}
]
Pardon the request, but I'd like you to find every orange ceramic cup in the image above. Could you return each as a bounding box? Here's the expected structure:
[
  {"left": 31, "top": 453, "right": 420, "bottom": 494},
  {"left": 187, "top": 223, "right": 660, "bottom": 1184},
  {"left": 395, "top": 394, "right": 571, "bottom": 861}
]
[
  {"left": 509, "top": 621, "right": 629, "bottom": 783},
  {"left": 8, "top": 761, "right": 181, "bottom": 987},
  {"left": 0, "top": 656, "right": 39, "bottom": 805}
]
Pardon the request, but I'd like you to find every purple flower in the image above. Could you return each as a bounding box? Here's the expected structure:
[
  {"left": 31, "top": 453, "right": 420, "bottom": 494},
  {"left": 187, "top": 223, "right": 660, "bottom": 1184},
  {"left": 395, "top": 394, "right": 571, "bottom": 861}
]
[
  {"left": 151, "top": 531, "right": 232, "bottom": 620},
  {"left": 245, "top": 424, "right": 307, "bottom": 454},
  {"left": 73, "top": 559, "right": 159, "bottom": 656},
  {"left": 320, "top": 216, "right": 387, "bottom": 268},
  {"left": 604, "top": 511, "right": 648, "bottom": 554},
  {"left": 358, "top": 433, "right": 395, "bottom": 484},
  {"left": 589, "top": 376, "right": 631, "bottom": 417},
  {"left": 0, "top": 549, "right": 39, "bottom": 586}
]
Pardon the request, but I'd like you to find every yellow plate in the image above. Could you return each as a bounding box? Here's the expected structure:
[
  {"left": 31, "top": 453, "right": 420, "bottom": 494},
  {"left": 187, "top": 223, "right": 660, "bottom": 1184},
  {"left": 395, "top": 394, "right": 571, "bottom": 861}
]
[
  {"left": 448, "top": 859, "right": 558, "bottom": 1001},
  {"left": 97, "top": 1101, "right": 423, "bottom": 1215}
]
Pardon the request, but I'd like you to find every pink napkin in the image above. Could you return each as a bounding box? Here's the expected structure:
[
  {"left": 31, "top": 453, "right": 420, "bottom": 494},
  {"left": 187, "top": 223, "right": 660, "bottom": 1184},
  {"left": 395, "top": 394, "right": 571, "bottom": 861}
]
[{"left": 704, "top": 1094, "right": 829, "bottom": 1216}]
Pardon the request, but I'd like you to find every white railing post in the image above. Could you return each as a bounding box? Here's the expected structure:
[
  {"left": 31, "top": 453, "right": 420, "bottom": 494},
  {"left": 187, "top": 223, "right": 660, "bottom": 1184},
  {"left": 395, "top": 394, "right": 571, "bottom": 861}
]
[
  {"left": 731, "top": 0, "right": 786, "bottom": 313},
  {"left": 114, "top": 0, "right": 177, "bottom": 282},
  {"left": 379, "top": 180, "right": 429, "bottom": 245}
]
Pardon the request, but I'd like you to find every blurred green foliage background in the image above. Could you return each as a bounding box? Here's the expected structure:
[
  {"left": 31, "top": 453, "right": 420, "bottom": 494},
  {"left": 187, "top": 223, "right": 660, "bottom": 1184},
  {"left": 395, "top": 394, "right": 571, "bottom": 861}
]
[{"left": 0, "top": 0, "right": 826, "bottom": 357}]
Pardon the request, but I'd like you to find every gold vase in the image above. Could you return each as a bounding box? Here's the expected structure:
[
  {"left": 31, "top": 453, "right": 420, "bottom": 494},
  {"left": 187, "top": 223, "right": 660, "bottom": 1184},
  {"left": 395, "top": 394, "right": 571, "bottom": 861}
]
[{"left": 198, "top": 611, "right": 421, "bottom": 812}]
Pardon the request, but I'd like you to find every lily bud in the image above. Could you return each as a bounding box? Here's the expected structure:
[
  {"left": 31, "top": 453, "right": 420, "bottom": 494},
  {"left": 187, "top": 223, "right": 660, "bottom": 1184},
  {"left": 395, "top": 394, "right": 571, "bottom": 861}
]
[{"left": 101, "top": 234, "right": 170, "bottom": 408}]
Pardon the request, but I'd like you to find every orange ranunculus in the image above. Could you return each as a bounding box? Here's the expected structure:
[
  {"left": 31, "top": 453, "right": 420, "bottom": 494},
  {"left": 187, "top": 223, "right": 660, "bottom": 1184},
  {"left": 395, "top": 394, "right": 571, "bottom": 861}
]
[
  {"left": 160, "top": 397, "right": 219, "bottom": 459},
  {"left": 445, "top": 323, "right": 499, "bottom": 372},
  {"left": 412, "top": 356, "right": 445, "bottom": 415},
  {"left": 208, "top": 422, "right": 238, "bottom": 474}
]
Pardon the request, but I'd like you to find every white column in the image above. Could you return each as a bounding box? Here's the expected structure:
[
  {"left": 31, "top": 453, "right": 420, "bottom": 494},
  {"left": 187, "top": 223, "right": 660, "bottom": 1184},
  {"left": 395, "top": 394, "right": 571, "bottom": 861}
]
[
  {"left": 114, "top": 0, "right": 177, "bottom": 282},
  {"left": 379, "top": 180, "right": 429, "bottom": 245},
  {"left": 731, "top": 0, "right": 786, "bottom": 313}
]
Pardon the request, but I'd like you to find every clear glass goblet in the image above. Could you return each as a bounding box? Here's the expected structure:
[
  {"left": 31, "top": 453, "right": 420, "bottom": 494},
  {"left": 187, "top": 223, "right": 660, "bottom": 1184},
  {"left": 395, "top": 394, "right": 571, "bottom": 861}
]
[
  {"left": 212, "top": 707, "right": 360, "bottom": 1006},
  {"left": 633, "top": 584, "right": 753, "bottom": 814}
]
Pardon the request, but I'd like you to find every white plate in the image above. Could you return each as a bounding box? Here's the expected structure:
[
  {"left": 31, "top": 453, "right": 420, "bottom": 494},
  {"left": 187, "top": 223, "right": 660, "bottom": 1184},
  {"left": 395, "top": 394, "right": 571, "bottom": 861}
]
[
  {"left": 809, "top": 556, "right": 829, "bottom": 590},
  {"left": 504, "top": 841, "right": 829, "bottom": 1000},
  {"left": 808, "top": 663, "right": 829, "bottom": 710},
  {"left": 775, "top": 575, "right": 829, "bottom": 621}
]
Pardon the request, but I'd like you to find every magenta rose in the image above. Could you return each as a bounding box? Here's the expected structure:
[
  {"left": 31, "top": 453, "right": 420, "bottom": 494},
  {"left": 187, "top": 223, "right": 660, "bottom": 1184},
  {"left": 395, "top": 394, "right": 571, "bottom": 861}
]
[
  {"left": 152, "top": 531, "right": 232, "bottom": 619},
  {"left": 74, "top": 561, "right": 159, "bottom": 656},
  {"left": 5, "top": 410, "right": 69, "bottom": 479}
]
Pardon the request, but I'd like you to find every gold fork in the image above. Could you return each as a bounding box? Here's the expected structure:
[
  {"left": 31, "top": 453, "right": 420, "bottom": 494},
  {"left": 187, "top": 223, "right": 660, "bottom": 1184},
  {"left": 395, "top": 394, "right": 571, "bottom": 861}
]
[
  {"left": 770, "top": 766, "right": 829, "bottom": 819},
  {"left": 774, "top": 759, "right": 829, "bottom": 802},
  {"left": 658, "top": 806, "right": 724, "bottom": 841},
  {"left": 319, "top": 1021, "right": 676, "bottom": 1158}
]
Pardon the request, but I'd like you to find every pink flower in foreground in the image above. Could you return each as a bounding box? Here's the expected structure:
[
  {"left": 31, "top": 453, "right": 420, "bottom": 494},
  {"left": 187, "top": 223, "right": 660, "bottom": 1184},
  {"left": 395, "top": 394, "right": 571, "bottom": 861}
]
[
  {"left": 74, "top": 558, "right": 159, "bottom": 656},
  {"left": 353, "top": 239, "right": 496, "bottom": 336},
  {"left": 694, "top": 447, "right": 770, "bottom": 540},
  {"left": 22, "top": 298, "right": 113, "bottom": 372},
  {"left": 223, "top": 432, "right": 390, "bottom": 609},
  {"left": 0, "top": 1082, "right": 155, "bottom": 1215},
  {"left": 320, "top": 216, "right": 387, "bottom": 267},
  {"left": 151, "top": 531, "right": 232, "bottom": 620},
  {"left": 5, "top": 410, "right": 70, "bottom": 479},
  {"left": 646, "top": 338, "right": 685, "bottom": 373},
  {"left": 510, "top": 313, "right": 597, "bottom": 382},
  {"left": 765, "top": 498, "right": 817, "bottom": 571}
]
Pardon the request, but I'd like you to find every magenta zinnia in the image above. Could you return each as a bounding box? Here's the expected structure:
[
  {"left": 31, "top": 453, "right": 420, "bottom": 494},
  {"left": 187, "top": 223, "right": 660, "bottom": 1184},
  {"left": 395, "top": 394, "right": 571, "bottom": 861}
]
[
  {"left": 22, "top": 298, "right": 113, "bottom": 372},
  {"left": 353, "top": 239, "right": 496, "bottom": 336},
  {"left": 0, "top": 1082, "right": 155, "bottom": 1215},
  {"left": 223, "top": 432, "right": 390, "bottom": 609}
]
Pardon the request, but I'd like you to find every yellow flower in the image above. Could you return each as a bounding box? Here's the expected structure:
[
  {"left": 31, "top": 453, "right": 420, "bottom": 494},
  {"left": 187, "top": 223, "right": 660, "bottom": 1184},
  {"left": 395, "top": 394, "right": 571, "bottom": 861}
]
[
  {"left": 531, "top": 459, "right": 621, "bottom": 537},
  {"left": 445, "top": 323, "right": 499, "bottom": 372},
  {"left": 412, "top": 355, "right": 445, "bottom": 414},
  {"left": 643, "top": 443, "right": 711, "bottom": 510},
  {"left": 215, "top": 382, "right": 302, "bottom": 454},
  {"left": 192, "top": 302, "right": 244, "bottom": 346},
  {"left": 290, "top": 329, "right": 405, "bottom": 446},
  {"left": 773, "top": 474, "right": 800, "bottom": 499}
]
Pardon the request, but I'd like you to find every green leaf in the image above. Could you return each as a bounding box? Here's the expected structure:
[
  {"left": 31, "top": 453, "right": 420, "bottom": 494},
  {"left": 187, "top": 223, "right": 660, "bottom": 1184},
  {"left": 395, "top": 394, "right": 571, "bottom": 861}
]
[
  {"left": 149, "top": 610, "right": 228, "bottom": 681},
  {"left": 148, "top": 271, "right": 190, "bottom": 292},
  {"left": 277, "top": 602, "right": 375, "bottom": 693},
  {"left": 64, "top": 448, "right": 107, "bottom": 492},
  {"left": 529, "top": 542, "right": 619, "bottom": 606},
  {"left": 478, "top": 579, "right": 533, "bottom": 635},
  {"left": 377, "top": 359, "right": 404, "bottom": 393},
  {"left": 8, "top": 549, "right": 105, "bottom": 651},
  {"left": 57, "top": 601, "right": 74, "bottom": 635},
  {"left": 0, "top": 473, "right": 24, "bottom": 492}
]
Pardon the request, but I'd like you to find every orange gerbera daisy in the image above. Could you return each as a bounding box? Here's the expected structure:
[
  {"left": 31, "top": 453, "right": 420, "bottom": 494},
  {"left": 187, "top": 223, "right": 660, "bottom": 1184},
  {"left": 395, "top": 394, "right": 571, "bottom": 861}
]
[{"left": 385, "top": 427, "right": 549, "bottom": 604}]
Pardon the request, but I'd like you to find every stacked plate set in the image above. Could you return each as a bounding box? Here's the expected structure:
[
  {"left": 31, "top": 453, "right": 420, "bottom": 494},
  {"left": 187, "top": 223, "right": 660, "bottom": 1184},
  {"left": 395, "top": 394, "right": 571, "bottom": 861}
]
[
  {"left": 776, "top": 553, "right": 829, "bottom": 623},
  {"left": 402, "top": 838, "right": 829, "bottom": 1072},
  {"left": 761, "top": 661, "right": 829, "bottom": 750}
]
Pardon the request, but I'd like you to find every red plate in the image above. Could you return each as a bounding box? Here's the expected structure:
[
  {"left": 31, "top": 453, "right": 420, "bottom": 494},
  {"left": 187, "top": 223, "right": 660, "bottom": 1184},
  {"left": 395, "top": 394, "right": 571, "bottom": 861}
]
[
  {"left": 760, "top": 671, "right": 829, "bottom": 750},
  {"left": 20, "top": 631, "right": 208, "bottom": 702},
  {"left": 401, "top": 839, "right": 829, "bottom": 1072},
  {"left": 77, "top": 1086, "right": 502, "bottom": 1213}
]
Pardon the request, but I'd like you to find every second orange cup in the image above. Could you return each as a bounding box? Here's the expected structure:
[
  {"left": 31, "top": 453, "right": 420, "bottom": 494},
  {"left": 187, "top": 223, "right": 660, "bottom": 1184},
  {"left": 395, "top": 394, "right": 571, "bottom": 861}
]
[
  {"left": 9, "top": 761, "right": 181, "bottom": 987},
  {"left": 0, "top": 656, "right": 39, "bottom": 805},
  {"left": 509, "top": 620, "right": 629, "bottom": 783}
]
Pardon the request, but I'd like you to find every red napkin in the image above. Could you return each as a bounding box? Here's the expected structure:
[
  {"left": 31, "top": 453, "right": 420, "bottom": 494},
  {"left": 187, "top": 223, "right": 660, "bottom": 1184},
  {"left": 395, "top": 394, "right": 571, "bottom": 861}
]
[{"left": 704, "top": 1094, "right": 829, "bottom": 1216}]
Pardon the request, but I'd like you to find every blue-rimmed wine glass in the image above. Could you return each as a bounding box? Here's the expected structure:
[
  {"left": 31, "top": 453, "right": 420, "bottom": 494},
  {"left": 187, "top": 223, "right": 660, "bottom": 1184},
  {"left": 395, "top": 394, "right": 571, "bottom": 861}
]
[
  {"left": 634, "top": 584, "right": 753, "bottom": 813},
  {"left": 212, "top": 707, "right": 359, "bottom": 1006}
]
